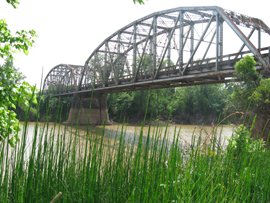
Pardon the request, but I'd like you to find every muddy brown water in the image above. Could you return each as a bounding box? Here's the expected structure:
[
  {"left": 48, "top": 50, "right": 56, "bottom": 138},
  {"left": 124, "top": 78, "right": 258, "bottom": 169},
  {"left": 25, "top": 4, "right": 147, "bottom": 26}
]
[
  {"left": 19, "top": 122, "right": 236, "bottom": 150},
  {"left": 1, "top": 122, "right": 236, "bottom": 171}
]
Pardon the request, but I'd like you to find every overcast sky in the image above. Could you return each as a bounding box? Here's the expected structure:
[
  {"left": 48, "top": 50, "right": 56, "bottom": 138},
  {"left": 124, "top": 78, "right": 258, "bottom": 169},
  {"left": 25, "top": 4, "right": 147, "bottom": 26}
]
[{"left": 1, "top": 0, "right": 270, "bottom": 86}]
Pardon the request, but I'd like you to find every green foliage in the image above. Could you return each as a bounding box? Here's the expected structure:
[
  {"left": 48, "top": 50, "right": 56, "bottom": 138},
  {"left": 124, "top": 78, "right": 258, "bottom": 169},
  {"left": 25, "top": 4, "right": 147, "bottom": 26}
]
[
  {"left": 1, "top": 121, "right": 270, "bottom": 202},
  {"left": 0, "top": 19, "right": 36, "bottom": 60},
  {"left": 226, "top": 55, "right": 270, "bottom": 138},
  {"left": 5, "top": 0, "right": 19, "bottom": 8},
  {"left": 234, "top": 55, "right": 259, "bottom": 83},
  {"left": 227, "top": 55, "right": 261, "bottom": 112},
  {"left": 108, "top": 89, "right": 175, "bottom": 122},
  {"left": 133, "top": 0, "right": 145, "bottom": 4},
  {"left": 167, "top": 88, "right": 186, "bottom": 116},
  {"left": 37, "top": 95, "right": 71, "bottom": 122},
  {"left": 228, "top": 55, "right": 270, "bottom": 114},
  {"left": 108, "top": 84, "right": 228, "bottom": 124},
  {"left": 108, "top": 92, "right": 134, "bottom": 120},
  {"left": 0, "top": 62, "right": 37, "bottom": 145},
  {"left": 168, "top": 84, "right": 228, "bottom": 123},
  {"left": 228, "top": 125, "right": 265, "bottom": 155},
  {"left": 250, "top": 78, "right": 270, "bottom": 113},
  {"left": 0, "top": 0, "right": 37, "bottom": 145}
]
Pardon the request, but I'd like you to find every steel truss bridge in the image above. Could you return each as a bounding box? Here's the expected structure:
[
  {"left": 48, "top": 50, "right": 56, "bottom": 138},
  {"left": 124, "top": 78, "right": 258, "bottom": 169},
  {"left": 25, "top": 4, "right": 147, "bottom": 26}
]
[{"left": 43, "top": 6, "right": 270, "bottom": 96}]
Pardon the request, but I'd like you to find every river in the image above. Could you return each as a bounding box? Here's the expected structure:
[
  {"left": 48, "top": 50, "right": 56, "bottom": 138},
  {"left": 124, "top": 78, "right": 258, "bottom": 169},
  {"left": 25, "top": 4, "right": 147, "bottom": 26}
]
[
  {"left": 1, "top": 122, "right": 236, "bottom": 171},
  {"left": 19, "top": 122, "right": 236, "bottom": 151}
]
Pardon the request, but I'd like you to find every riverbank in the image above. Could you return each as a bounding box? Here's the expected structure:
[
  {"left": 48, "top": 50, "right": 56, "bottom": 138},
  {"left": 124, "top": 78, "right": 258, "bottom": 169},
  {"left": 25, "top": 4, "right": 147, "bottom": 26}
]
[{"left": 1, "top": 121, "right": 269, "bottom": 202}]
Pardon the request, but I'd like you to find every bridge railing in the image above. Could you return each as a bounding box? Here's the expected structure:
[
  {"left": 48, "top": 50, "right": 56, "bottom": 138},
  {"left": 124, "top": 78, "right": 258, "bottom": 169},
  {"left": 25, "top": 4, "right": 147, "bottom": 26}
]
[
  {"left": 45, "top": 47, "right": 270, "bottom": 95},
  {"left": 79, "top": 47, "right": 269, "bottom": 89}
]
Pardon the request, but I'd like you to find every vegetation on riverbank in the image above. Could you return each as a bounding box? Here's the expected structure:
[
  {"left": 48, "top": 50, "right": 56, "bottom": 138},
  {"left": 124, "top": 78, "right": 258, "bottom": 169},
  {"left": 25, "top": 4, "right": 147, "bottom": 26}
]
[
  {"left": 0, "top": 1, "right": 37, "bottom": 145},
  {"left": 0, "top": 120, "right": 269, "bottom": 202},
  {"left": 1, "top": 0, "right": 270, "bottom": 202},
  {"left": 108, "top": 84, "right": 228, "bottom": 124}
]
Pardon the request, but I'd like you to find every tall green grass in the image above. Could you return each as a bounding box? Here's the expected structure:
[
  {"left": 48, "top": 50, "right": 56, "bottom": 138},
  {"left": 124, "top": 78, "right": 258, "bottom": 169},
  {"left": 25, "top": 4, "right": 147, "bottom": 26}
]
[{"left": 1, "top": 120, "right": 270, "bottom": 202}]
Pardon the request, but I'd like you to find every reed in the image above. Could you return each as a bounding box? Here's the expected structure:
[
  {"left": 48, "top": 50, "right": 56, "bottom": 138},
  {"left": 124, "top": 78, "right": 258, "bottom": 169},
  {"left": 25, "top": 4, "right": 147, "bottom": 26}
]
[{"left": 0, "top": 111, "right": 269, "bottom": 202}]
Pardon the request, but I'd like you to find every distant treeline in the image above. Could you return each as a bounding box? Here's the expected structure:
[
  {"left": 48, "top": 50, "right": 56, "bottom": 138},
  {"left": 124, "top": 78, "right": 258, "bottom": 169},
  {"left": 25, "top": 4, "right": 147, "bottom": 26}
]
[
  {"left": 32, "top": 83, "right": 231, "bottom": 125},
  {"left": 108, "top": 84, "right": 232, "bottom": 124}
]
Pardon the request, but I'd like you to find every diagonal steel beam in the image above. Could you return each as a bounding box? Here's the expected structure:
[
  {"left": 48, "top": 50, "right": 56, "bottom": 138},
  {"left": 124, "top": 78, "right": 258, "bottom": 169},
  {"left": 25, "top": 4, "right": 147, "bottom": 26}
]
[
  {"left": 233, "top": 28, "right": 255, "bottom": 60},
  {"left": 132, "top": 24, "right": 137, "bottom": 75},
  {"left": 217, "top": 7, "right": 268, "bottom": 68},
  {"left": 151, "top": 16, "right": 157, "bottom": 78},
  {"left": 200, "top": 30, "right": 216, "bottom": 65},
  {"left": 175, "top": 25, "right": 191, "bottom": 70},
  {"left": 133, "top": 19, "right": 154, "bottom": 82},
  {"left": 258, "top": 28, "right": 261, "bottom": 50},
  {"left": 182, "top": 15, "right": 215, "bottom": 75},
  {"left": 106, "top": 42, "right": 119, "bottom": 85},
  {"left": 154, "top": 13, "right": 181, "bottom": 79}
]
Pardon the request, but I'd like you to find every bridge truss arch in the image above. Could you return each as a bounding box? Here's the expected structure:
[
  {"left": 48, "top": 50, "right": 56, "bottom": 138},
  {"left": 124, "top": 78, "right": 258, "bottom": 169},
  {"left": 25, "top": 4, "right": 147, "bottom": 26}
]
[
  {"left": 43, "top": 64, "right": 84, "bottom": 94},
  {"left": 44, "top": 6, "right": 270, "bottom": 95}
]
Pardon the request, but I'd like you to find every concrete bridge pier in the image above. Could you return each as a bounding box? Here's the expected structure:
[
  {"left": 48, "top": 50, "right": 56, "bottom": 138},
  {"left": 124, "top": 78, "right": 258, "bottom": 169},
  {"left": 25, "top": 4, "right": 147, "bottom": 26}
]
[{"left": 66, "top": 93, "right": 109, "bottom": 125}]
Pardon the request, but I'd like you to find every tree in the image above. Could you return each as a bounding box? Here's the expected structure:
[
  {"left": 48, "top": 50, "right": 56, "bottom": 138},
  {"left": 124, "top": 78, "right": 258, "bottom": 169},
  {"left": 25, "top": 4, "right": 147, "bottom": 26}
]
[
  {"left": 249, "top": 78, "right": 270, "bottom": 139},
  {"left": 0, "top": 0, "right": 37, "bottom": 145},
  {"left": 5, "top": 0, "right": 19, "bottom": 8},
  {"left": 168, "top": 85, "right": 228, "bottom": 124},
  {"left": 234, "top": 55, "right": 259, "bottom": 82},
  {"left": 0, "top": 19, "right": 36, "bottom": 60},
  {"left": 251, "top": 78, "right": 270, "bottom": 113},
  {"left": 225, "top": 56, "right": 259, "bottom": 113},
  {"left": 1, "top": 1, "right": 36, "bottom": 60},
  {"left": 230, "top": 55, "right": 270, "bottom": 140},
  {"left": 0, "top": 62, "right": 37, "bottom": 145},
  {"left": 133, "top": 0, "right": 145, "bottom": 4}
]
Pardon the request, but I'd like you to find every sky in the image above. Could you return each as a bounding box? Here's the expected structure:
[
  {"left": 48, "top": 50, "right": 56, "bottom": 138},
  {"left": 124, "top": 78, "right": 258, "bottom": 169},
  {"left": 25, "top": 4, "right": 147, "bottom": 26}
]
[{"left": 1, "top": 0, "right": 270, "bottom": 87}]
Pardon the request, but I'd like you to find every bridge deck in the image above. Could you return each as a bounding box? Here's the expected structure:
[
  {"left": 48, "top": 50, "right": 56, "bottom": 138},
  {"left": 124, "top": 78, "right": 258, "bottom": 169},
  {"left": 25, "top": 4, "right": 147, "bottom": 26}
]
[
  {"left": 46, "top": 48, "right": 269, "bottom": 97},
  {"left": 43, "top": 6, "right": 270, "bottom": 97}
]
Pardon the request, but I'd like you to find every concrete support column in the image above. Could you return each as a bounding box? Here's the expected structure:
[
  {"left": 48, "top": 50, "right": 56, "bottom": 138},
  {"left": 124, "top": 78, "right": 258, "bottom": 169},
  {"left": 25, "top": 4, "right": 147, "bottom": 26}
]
[{"left": 66, "top": 93, "right": 109, "bottom": 125}]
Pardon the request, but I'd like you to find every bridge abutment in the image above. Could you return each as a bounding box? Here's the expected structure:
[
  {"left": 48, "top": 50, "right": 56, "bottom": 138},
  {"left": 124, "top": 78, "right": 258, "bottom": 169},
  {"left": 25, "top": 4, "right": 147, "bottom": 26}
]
[{"left": 66, "top": 93, "right": 109, "bottom": 125}]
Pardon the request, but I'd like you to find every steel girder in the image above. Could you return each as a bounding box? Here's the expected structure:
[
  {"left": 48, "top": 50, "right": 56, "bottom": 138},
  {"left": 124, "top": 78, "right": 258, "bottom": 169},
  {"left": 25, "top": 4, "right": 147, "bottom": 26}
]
[
  {"left": 78, "top": 6, "right": 270, "bottom": 92},
  {"left": 44, "top": 6, "right": 270, "bottom": 96},
  {"left": 43, "top": 64, "right": 84, "bottom": 94}
]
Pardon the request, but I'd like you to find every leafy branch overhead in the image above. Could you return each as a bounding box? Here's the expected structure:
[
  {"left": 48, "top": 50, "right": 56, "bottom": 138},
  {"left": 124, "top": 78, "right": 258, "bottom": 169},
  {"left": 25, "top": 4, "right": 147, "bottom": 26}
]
[
  {"left": 1, "top": 0, "right": 37, "bottom": 145},
  {"left": 0, "top": 62, "right": 37, "bottom": 146},
  {"left": 0, "top": 19, "right": 36, "bottom": 60},
  {"left": 133, "top": 0, "right": 145, "bottom": 4},
  {"left": 5, "top": 0, "right": 19, "bottom": 8}
]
